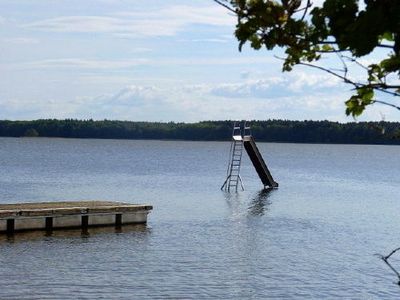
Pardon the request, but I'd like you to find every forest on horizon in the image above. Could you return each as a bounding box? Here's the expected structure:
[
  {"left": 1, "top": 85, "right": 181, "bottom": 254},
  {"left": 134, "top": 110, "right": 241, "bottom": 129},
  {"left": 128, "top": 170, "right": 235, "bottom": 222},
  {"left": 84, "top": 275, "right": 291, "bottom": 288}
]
[{"left": 0, "top": 119, "right": 399, "bottom": 145}]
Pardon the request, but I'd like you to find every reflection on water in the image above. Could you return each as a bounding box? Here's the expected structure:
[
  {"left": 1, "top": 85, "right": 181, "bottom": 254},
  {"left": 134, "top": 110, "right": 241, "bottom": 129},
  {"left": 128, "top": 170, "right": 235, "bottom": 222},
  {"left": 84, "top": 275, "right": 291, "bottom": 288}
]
[
  {"left": 0, "top": 224, "right": 149, "bottom": 244},
  {"left": 223, "top": 188, "right": 274, "bottom": 218},
  {"left": 247, "top": 188, "right": 274, "bottom": 216},
  {"left": 222, "top": 190, "right": 244, "bottom": 219}
]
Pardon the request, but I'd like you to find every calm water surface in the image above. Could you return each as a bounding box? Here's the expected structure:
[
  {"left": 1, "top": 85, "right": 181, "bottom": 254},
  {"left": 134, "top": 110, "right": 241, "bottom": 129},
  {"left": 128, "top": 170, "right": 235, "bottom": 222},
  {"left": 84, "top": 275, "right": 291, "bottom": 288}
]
[{"left": 0, "top": 137, "right": 399, "bottom": 299}]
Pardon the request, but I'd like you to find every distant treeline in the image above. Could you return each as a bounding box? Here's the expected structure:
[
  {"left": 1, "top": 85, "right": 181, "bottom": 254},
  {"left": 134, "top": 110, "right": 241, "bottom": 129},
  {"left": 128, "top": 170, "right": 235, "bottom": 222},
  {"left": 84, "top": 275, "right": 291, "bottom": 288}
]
[{"left": 0, "top": 119, "right": 399, "bottom": 145}]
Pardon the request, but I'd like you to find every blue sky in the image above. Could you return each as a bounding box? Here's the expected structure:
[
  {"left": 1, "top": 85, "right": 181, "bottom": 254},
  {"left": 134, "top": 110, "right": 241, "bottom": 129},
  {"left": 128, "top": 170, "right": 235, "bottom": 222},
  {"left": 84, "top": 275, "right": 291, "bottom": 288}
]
[{"left": 0, "top": 0, "right": 399, "bottom": 122}]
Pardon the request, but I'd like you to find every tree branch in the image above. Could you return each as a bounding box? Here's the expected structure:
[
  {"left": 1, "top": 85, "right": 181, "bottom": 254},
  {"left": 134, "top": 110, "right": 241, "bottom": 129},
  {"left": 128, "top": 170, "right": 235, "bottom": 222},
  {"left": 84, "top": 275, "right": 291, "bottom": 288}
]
[
  {"left": 377, "top": 247, "right": 400, "bottom": 286},
  {"left": 336, "top": 52, "right": 348, "bottom": 78},
  {"left": 343, "top": 55, "right": 369, "bottom": 71},
  {"left": 295, "top": 61, "right": 355, "bottom": 85},
  {"left": 373, "top": 100, "right": 400, "bottom": 111},
  {"left": 300, "top": 0, "right": 312, "bottom": 21},
  {"left": 377, "top": 44, "right": 395, "bottom": 49},
  {"left": 294, "top": 61, "right": 400, "bottom": 97},
  {"left": 213, "top": 0, "right": 237, "bottom": 14}
]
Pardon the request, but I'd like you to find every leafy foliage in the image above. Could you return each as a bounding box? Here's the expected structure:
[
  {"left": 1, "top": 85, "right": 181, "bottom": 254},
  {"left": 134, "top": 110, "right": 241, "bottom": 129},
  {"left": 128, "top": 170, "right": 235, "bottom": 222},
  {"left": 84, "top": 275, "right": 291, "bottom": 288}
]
[{"left": 215, "top": 0, "right": 400, "bottom": 116}]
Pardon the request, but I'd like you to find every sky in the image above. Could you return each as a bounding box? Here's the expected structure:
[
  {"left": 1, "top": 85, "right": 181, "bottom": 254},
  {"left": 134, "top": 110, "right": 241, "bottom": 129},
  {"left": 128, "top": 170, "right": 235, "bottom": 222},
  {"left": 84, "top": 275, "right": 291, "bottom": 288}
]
[{"left": 0, "top": 0, "right": 399, "bottom": 122}]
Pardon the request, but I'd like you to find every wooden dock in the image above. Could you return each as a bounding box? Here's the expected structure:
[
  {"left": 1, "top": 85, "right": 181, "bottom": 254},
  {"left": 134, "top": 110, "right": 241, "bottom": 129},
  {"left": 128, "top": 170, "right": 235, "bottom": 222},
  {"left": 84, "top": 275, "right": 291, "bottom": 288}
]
[{"left": 0, "top": 201, "right": 153, "bottom": 233}]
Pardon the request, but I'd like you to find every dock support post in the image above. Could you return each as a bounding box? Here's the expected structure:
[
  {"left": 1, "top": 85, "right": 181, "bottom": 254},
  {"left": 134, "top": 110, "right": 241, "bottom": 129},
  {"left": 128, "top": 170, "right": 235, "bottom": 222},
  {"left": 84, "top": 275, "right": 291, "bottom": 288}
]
[
  {"left": 6, "top": 219, "right": 14, "bottom": 234},
  {"left": 115, "top": 214, "right": 122, "bottom": 226},
  {"left": 45, "top": 217, "right": 53, "bottom": 231},
  {"left": 81, "top": 215, "right": 89, "bottom": 229}
]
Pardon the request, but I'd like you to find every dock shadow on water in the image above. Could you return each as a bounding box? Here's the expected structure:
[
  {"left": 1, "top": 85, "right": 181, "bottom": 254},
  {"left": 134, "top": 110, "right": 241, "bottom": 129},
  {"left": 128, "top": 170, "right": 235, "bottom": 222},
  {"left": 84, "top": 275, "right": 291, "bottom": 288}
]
[
  {"left": 223, "top": 188, "right": 275, "bottom": 219},
  {"left": 0, "top": 224, "right": 150, "bottom": 244}
]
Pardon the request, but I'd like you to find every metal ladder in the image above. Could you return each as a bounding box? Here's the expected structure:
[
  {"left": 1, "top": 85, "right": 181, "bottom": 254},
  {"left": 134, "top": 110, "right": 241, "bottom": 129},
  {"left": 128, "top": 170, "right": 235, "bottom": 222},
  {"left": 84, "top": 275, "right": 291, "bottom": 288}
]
[
  {"left": 221, "top": 122, "right": 245, "bottom": 192},
  {"left": 243, "top": 121, "right": 251, "bottom": 137}
]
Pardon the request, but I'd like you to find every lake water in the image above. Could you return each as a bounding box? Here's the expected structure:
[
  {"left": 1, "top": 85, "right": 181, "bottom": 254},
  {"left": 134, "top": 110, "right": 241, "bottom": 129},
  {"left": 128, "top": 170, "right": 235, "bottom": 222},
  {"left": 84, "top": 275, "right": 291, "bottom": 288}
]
[{"left": 0, "top": 137, "right": 400, "bottom": 299}]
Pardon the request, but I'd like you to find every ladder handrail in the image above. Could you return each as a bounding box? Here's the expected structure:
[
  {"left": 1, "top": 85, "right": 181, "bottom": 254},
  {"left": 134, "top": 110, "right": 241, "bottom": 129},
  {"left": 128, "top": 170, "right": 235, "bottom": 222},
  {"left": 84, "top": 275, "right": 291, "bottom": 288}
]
[{"left": 243, "top": 121, "right": 252, "bottom": 136}]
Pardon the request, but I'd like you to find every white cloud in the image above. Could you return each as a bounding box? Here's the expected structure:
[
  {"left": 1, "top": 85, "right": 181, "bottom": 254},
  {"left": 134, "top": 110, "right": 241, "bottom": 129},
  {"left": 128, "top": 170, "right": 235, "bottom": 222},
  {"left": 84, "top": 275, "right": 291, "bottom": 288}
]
[
  {"left": 22, "top": 58, "right": 148, "bottom": 70},
  {"left": 10, "top": 56, "right": 277, "bottom": 72},
  {"left": 115, "top": 5, "right": 234, "bottom": 27},
  {"left": 0, "top": 97, "right": 83, "bottom": 120},
  {"left": 3, "top": 37, "right": 39, "bottom": 44},
  {"left": 23, "top": 5, "right": 234, "bottom": 37},
  {"left": 128, "top": 47, "right": 152, "bottom": 53},
  {"left": 209, "top": 72, "right": 342, "bottom": 98},
  {"left": 0, "top": 79, "right": 354, "bottom": 122},
  {"left": 183, "top": 38, "right": 230, "bottom": 43},
  {"left": 153, "top": 56, "right": 277, "bottom": 66}
]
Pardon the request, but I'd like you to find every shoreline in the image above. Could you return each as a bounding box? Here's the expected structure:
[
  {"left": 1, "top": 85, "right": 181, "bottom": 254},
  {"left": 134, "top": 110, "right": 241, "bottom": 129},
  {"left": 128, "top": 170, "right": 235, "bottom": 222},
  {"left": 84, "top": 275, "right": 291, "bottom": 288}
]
[{"left": 1, "top": 135, "right": 399, "bottom": 147}]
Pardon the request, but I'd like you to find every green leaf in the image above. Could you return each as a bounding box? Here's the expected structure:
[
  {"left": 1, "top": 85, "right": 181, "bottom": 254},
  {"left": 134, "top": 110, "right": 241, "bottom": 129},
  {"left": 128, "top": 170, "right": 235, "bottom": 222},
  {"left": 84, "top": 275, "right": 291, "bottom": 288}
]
[
  {"left": 345, "top": 87, "right": 375, "bottom": 117},
  {"left": 357, "top": 87, "right": 374, "bottom": 102},
  {"left": 345, "top": 96, "right": 365, "bottom": 117},
  {"left": 381, "top": 32, "right": 394, "bottom": 42},
  {"left": 322, "top": 44, "right": 334, "bottom": 51}
]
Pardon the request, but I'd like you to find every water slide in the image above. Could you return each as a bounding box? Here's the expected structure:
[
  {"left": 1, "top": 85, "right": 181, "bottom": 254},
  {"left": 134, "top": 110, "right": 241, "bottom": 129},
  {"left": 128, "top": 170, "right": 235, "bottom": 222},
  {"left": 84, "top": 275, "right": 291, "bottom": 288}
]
[{"left": 243, "top": 135, "right": 278, "bottom": 188}]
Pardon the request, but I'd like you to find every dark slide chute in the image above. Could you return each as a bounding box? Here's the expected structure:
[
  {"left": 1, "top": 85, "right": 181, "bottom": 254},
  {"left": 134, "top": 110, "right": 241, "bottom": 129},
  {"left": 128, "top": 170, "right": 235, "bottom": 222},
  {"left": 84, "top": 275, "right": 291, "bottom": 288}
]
[{"left": 243, "top": 135, "right": 278, "bottom": 188}]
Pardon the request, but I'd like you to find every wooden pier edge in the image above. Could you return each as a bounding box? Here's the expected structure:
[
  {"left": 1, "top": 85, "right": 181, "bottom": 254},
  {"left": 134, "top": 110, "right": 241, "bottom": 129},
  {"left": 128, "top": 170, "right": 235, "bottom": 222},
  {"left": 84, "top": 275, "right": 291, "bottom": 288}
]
[{"left": 0, "top": 201, "right": 153, "bottom": 233}]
